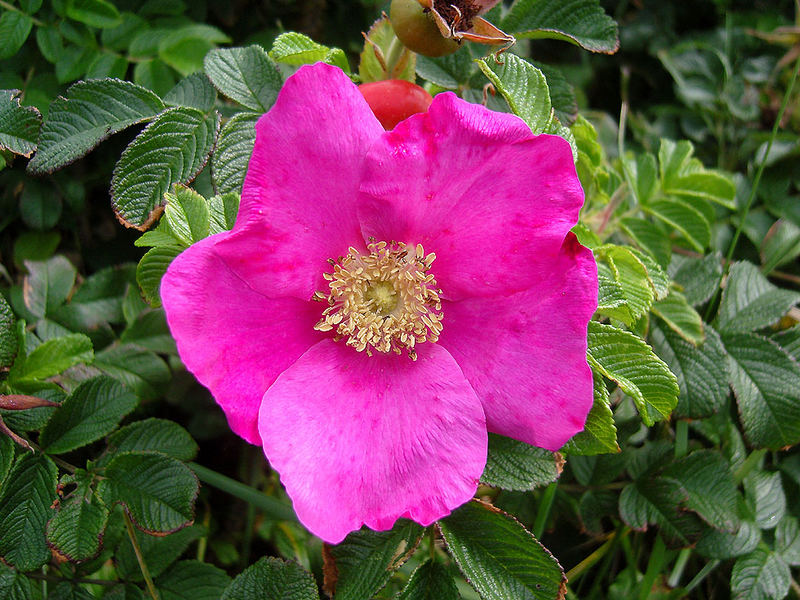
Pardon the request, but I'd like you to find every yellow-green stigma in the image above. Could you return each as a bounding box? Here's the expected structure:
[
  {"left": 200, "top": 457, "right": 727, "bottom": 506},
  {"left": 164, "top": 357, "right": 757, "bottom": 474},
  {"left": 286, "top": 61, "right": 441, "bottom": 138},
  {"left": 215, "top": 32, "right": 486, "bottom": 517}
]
[{"left": 313, "top": 240, "right": 443, "bottom": 360}]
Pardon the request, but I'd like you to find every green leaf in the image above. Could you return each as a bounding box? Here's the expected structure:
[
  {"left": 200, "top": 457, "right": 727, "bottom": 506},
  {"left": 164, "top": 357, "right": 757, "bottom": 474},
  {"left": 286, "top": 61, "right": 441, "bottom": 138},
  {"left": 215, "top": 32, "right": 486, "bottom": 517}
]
[
  {"left": 659, "top": 139, "right": 736, "bottom": 209},
  {"left": 134, "top": 59, "right": 177, "bottom": 97},
  {"left": 46, "top": 581, "right": 94, "bottom": 600},
  {"left": 696, "top": 519, "right": 760, "bottom": 560},
  {"left": 10, "top": 333, "right": 93, "bottom": 382},
  {"left": 0, "top": 90, "right": 41, "bottom": 157},
  {"left": 359, "top": 17, "right": 416, "bottom": 83},
  {"left": 481, "top": 433, "right": 561, "bottom": 491},
  {"left": 163, "top": 185, "right": 210, "bottom": 245},
  {"left": 744, "top": 471, "right": 786, "bottom": 530},
  {"left": 163, "top": 73, "right": 217, "bottom": 112},
  {"left": 760, "top": 219, "right": 800, "bottom": 274},
  {"left": 94, "top": 344, "right": 171, "bottom": 401},
  {"left": 103, "top": 584, "right": 146, "bottom": 600},
  {"left": 221, "top": 556, "right": 320, "bottom": 600},
  {"left": 650, "top": 322, "right": 728, "bottom": 419},
  {"left": 19, "top": 179, "right": 62, "bottom": 231},
  {"left": 326, "top": 520, "right": 423, "bottom": 600},
  {"left": 22, "top": 256, "right": 77, "bottom": 318},
  {"left": 46, "top": 492, "right": 109, "bottom": 562},
  {"left": 669, "top": 252, "right": 722, "bottom": 307},
  {"left": 619, "top": 217, "right": 671, "bottom": 269},
  {"left": 208, "top": 192, "right": 239, "bottom": 234},
  {"left": 51, "top": 264, "right": 135, "bottom": 332},
  {"left": 595, "top": 245, "right": 655, "bottom": 322},
  {"left": 106, "top": 418, "right": 198, "bottom": 462},
  {"left": 66, "top": 0, "right": 122, "bottom": 28},
  {"left": 155, "top": 560, "right": 231, "bottom": 600},
  {"left": 136, "top": 245, "right": 182, "bottom": 307},
  {"left": 211, "top": 112, "right": 257, "bottom": 195},
  {"left": 0, "top": 436, "right": 14, "bottom": 491},
  {"left": 0, "top": 454, "right": 58, "bottom": 571},
  {"left": 28, "top": 79, "right": 165, "bottom": 174},
  {"left": 0, "top": 562, "right": 37, "bottom": 600},
  {"left": 646, "top": 197, "right": 711, "bottom": 252},
  {"left": 120, "top": 310, "right": 176, "bottom": 354},
  {"left": 502, "top": 0, "right": 619, "bottom": 53},
  {"left": 562, "top": 371, "right": 619, "bottom": 455},
  {"left": 723, "top": 332, "right": 800, "bottom": 449},
  {"left": 158, "top": 25, "right": 231, "bottom": 76},
  {"left": 651, "top": 290, "right": 705, "bottom": 345},
  {"left": 203, "top": 45, "right": 282, "bottom": 112},
  {"left": 0, "top": 294, "right": 18, "bottom": 370},
  {"left": 111, "top": 107, "right": 220, "bottom": 229},
  {"left": 663, "top": 450, "right": 739, "bottom": 532},
  {"left": 587, "top": 321, "right": 679, "bottom": 425},
  {"left": 397, "top": 560, "right": 460, "bottom": 600},
  {"left": 115, "top": 524, "right": 207, "bottom": 580},
  {"left": 270, "top": 32, "right": 349, "bottom": 72},
  {"left": 39, "top": 376, "right": 137, "bottom": 454},
  {"left": 476, "top": 54, "right": 553, "bottom": 134},
  {"left": 97, "top": 452, "right": 198, "bottom": 534},
  {"left": 717, "top": 262, "right": 800, "bottom": 334},
  {"left": 731, "top": 549, "right": 791, "bottom": 600},
  {"left": 438, "top": 500, "right": 566, "bottom": 600},
  {"left": 415, "top": 52, "right": 473, "bottom": 90},
  {"left": 0, "top": 11, "right": 34, "bottom": 60},
  {"left": 618, "top": 477, "right": 702, "bottom": 546}
]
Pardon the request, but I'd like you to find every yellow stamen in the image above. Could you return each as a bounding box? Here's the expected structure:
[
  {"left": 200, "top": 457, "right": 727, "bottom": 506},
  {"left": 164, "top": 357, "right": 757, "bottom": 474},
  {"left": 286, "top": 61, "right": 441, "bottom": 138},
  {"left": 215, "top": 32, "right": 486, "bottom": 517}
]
[{"left": 313, "top": 240, "right": 443, "bottom": 360}]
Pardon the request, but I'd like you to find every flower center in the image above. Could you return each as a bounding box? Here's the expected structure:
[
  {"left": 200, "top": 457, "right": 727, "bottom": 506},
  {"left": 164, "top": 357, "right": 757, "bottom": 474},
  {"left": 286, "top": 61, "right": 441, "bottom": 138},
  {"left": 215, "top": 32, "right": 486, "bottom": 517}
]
[{"left": 313, "top": 240, "right": 443, "bottom": 360}]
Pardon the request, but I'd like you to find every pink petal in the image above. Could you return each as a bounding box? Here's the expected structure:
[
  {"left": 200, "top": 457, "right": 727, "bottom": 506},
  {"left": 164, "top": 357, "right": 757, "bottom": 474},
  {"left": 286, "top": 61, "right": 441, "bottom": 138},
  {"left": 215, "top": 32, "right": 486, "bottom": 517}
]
[
  {"left": 357, "top": 92, "right": 584, "bottom": 300},
  {"left": 221, "top": 63, "right": 385, "bottom": 300},
  {"left": 258, "top": 340, "right": 487, "bottom": 543},
  {"left": 161, "top": 233, "right": 323, "bottom": 444},
  {"left": 437, "top": 234, "right": 597, "bottom": 450}
]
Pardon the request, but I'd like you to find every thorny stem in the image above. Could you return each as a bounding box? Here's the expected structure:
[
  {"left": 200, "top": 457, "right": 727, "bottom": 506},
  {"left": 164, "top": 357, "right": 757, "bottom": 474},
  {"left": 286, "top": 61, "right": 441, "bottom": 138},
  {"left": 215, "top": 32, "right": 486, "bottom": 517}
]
[
  {"left": 124, "top": 512, "right": 160, "bottom": 600},
  {"left": 705, "top": 53, "right": 800, "bottom": 321}
]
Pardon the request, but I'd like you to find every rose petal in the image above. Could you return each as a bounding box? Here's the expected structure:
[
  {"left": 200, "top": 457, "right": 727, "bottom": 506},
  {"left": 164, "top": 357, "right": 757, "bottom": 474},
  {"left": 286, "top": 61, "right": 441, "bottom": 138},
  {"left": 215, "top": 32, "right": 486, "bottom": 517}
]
[
  {"left": 220, "top": 62, "right": 385, "bottom": 300},
  {"left": 437, "top": 234, "right": 597, "bottom": 450},
  {"left": 258, "top": 340, "right": 487, "bottom": 543},
  {"left": 357, "top": 92, "right": 584, "bottom": 300},
  {"left": 162, "top": 233, "right": 323, "bottom": 444}
]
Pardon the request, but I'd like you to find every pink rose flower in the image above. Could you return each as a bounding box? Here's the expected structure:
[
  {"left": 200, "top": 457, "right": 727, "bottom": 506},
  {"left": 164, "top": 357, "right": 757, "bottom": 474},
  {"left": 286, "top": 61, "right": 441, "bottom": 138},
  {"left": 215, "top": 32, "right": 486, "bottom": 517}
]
[{"left": 161, "top": 63, "right": 597, "bottom": 543}]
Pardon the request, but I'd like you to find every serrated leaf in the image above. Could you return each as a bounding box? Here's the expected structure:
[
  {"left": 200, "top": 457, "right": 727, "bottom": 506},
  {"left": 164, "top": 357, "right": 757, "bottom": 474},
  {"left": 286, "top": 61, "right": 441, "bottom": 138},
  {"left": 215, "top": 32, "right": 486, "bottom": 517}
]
[
  {"left": 326, "top": 520, "right": 423, "bottom": 600},
  {"left": 103, "top": 584, "right": 146, "bottom": 600},
  {"left": 163, "top": 185, "right": 210, "bottom": 245},
  {"left": 0, "top": 11, "right": 33, "bottom": 60},
  {"left": 0, "top": 90, "right": 41, "bottom": 157},
  {"left": 415, "top": 52, "right": 473, "bottom": 90},
  {"left": 270, "top": 32, "right": 349, "bottom": 72},
  {"left": 501, "top": 0, "right": 618, "bottom": 53},
  {"left": 669, "top": 252, "right": 723, "bottom": 307},
  {"left": 97, "top": 453, "right": 198, "bottom": 534},
  {"left": 587, "top": 321, "right": 679, "bottom": 425},
  {"left": 203, "top": 45, "right": 282, "bottom": 112},
  {"left": 22, "top": 256, "right": 77, "bottom": 318},
  {"left": 397, "top": 560, "right": 459, "bottom": 600},
  {"left": 106, "top": 418, "right": 198, "bottom": 462},
  {"left": 619, "top": 217, "right": 671, "bottom": 268},
  {"left": 650, "top": 322, "right": 727, "bottom": 419},
  {"left": 731, "top": 549, "right": 790, "bottom": 600},
  {"left": 696, "top": 519, "right": 760, "bottom": 560},
  {"left": 10, "top": 333, "right": 93, "bottom": 382},
  {"left": 0, "top": 562, "right": 36, "bottom": 600},
  {"left": 717, "top": 262, "right": 800, "bottom": 334},
  {"left": 0, "top": 295, "right": 17, "bottom": 369},
  {"left": 0, "top": 435, "right": 14, "bottom": 491},
  {"left": 761, "top": 219, "right": 800, "bottom": 274},
  {"left": 562, "top": 371, "right": 618, "bottom": 455},
  {"left": 120, "top": 310, "right": 176, "bottom": 354},
  {"left": 744, "top": 471, "right": 786, "bottom": 530},
  {"left": 208, "top": 192, "right": 239, "bottom": 234},
  {"left": 651, "top": 290, "right": 704, "bottom": 345},
  {"left": 438, "top": 500, "right": 565, "bottom": 600},
  {"left": 155, "top": 560, "right": 231, "bottom": 600},
  {"left": 481, "top": 434, "right": 561, "bottom": 491},
  {"left": 46, "top": 494, "right": 109, "bottom": 562},
  {"left": 476, "top": 54, "right": 552, "bottom": 134},
  {"left": 94, "top": 344, "right": 170, "bottom": 401},
  {"left": 163, "top": 73, "right": 217, "bottom": 112},
  {"left": 28, "top": 79, "right": 165, "bottom": 174},
  {"left": 359, "top": 17, "right": 416, "bottom": 83},
  {"left": 39, "top": 376, "right": 137, "bottom": 454},
  {"left": 136, "top": 245, "right": 182, "bottom": 307},
  {"left": 596, "top": 245, "right": 654, "bottom": 322},
  {"left": 0, "top": 454, "right": 58, "bottom": 571},
  {"left": 618, "top": 477, "right": 702, "bottom": 546},
  {"left": 723, "top": 332, "right": 800, "bottom": 449},
  {"left": 211, "top": 112, "right": 257, "bottom": 195},
  {"left": 659, "top": 139, "right": 735, "bottom": 209},
  {"left": 115, "top": 524, "right": 206, "bottom": 580},
  {"left": 51, "top": 264, "right": 135, "bottom": 332},
  {"left": 663, "top": 450, "right": 739, "bottom": 532},
  {"left": 221, "top": 556, "right": 320, "bottom": 600},
  {"left": 111, "top": 107, "right": 219, "bottom": 229},
  {"left": 646, "top": 197, "right": 711, "bottom": 252}
]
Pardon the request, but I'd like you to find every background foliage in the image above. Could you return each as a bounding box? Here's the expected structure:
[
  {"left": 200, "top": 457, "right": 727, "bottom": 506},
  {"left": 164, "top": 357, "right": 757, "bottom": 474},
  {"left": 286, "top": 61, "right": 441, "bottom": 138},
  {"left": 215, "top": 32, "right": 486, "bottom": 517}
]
[{"left": 1, "top": 0, "right": 800, "bottom": 598}]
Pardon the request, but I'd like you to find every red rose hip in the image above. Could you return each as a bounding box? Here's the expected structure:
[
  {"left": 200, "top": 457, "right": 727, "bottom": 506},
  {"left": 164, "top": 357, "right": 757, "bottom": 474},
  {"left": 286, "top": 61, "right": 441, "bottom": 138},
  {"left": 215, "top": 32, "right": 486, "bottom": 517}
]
[{"left": 358, "top": 79, "right": 433, "bottom": 130}]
